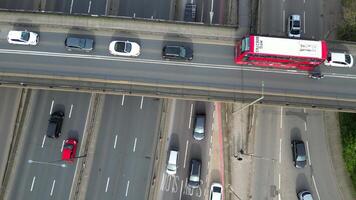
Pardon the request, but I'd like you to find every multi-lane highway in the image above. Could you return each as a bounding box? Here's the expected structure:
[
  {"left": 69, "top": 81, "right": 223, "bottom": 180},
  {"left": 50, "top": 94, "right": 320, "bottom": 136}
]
[
  {"left": 84, "top": 95, "right": 162, "bottom": 200},
  {"left": 5, "top": 90, "right": 91, "bottom": 200},
  {"left": 250, "top": 106, "right": 342, "bottom": 200}
]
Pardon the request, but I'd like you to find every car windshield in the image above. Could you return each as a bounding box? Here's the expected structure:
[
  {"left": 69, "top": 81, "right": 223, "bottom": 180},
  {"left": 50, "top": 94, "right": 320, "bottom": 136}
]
[
  {"left": 189, "top": 175, "right": 199, "bottom": 182},
  {"left": 345, "top": 55, "right": 351, "bottom": 64},
  {"left": 167, "top": 164, "right": 177, "bottom": 171},
  {"left": 21, "top": 31, "right": 30, "bottom": 41},
  {"left": 241, "top": 37, "right": 250, "bottom": 53},
  {"left": 179, "top": 47, "right": 186, "bottom": 57},
  {"left": 64, "top": 143, "right": 73, "bottom": 150},
  {"left": 125, "top": 43, "right": 132, "bottom": 52},
  {"left": 297, "top": 155, "right": 306, "bottom": 162},
  {"left": 291, "top": 29, "right": 300, "bottom": 35},
  {"left": 213, "top": 187, "right": 221, "bottom": 193}
]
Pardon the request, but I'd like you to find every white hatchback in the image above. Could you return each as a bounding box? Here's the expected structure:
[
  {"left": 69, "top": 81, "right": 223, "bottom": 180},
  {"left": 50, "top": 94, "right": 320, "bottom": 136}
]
[
  {"left": 209, "top": 183, "right": 223, "bottom": 200},
  {"left": 7, "top": 30, "right": 39, "bottom": 45},
  {"left": 324, "top": 52, "right": 354, "bottom": 68}
]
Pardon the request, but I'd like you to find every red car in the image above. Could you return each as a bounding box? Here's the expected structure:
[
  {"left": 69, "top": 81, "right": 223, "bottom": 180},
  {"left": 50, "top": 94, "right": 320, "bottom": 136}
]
[{"left": 62, "top": 138, "right": 78, "bottom": 163}]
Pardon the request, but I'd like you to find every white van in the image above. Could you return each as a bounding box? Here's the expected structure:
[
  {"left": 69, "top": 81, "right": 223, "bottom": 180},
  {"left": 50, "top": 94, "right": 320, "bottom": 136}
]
[{"left": 166, "top": 150, "right": 178, "bottom": 175}]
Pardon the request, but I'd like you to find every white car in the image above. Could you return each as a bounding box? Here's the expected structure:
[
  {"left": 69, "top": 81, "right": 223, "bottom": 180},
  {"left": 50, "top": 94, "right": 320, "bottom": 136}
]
[
  {"left": 324, "top": 52, "right": 354, "bottom": 68},
  {"left": 209, "top": 183, "right": 222, "bottom": 200},
  {"left": 7, "top": 30, "right": 39, "bottom": 45},
  {"left": 288, "top": 15, "right": 301, "bottom": 38},
  {"left": 109, "top": 40, "right": 140, "bottom": 57},
  {"left": 298, "top": 190, "right": 313, "bottom": 200}
]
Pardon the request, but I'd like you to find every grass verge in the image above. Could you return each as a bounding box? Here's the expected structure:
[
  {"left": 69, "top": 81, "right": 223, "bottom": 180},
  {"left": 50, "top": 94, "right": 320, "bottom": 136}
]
[
  {"left": 337, "top": 0, "right": 356, "bottom": 41},
  {"left": 339, "top": 113, "right": 356, "bottom": 191}
]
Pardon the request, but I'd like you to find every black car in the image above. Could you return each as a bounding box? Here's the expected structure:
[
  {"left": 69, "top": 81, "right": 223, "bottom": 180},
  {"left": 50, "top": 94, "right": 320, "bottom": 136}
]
[
  {"left": 65, "top": 37, "right": 94, "bottom": 52},
  {"left": 162, "top": 45, "right": 193, "bottom": 61},
  {"left": 188, "top": 159, "right": 201, "bottom": 188},
  {"left": 47, "top": 111, "right": 64, "bottom": 138},
  {"left": 292, "top": 140, "right": 307, "bottom": 168}
]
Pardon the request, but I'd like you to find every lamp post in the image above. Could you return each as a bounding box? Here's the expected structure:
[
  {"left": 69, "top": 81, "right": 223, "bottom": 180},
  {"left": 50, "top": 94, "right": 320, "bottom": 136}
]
[{"left": 28, "top": 159, "right": 67, "bottom": 168}]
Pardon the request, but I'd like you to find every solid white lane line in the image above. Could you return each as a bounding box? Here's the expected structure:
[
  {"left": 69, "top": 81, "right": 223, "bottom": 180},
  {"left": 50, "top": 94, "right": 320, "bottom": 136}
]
[
  {"left": 210, "top": 135, "right": 213, "bottom": 144},
  {"left": 105, "top": 177, "right": 110, "bottom": 192},
  {"left": 304, "top": 11, "right": 306, "bottom": 33},
  {"left": 183, "top": 140, "right": 189, "bottom": 169},
  {"left": 121, "top": 95, "right": 125, "bottom": 106},
  {"left": 69, "top": 104, "right": 74, "bottom": 118},
  {"left": 50, "top": 179, "right": 56, "bottom": 196},
  {"left": 280, "top": 107, "right": 283, "bottom": 129},
  {"left": 304, "top": 108, "right": 306, "bottom": 113},
  {"left": 114, "top": 134, "right": 118, "bottom": 149},
  {"left": 279, "top": 139, "right": 282, "bottom": 163},
  {"left": 278, "top": 173, "right": 281, "bottom": 189},
  {"left": 30, "top": 176, "right": 36, "bottom": 191},
  {"left": 140, "top": 96, "right": 144, "bottom": 109},
  {"left": 61, "top": 140, "right": 65, "bottom": 152},
  {"left": 179, "top": 180, "right": 183, "bottom": 200},
  {"left": 70, "top": 0, "right": 74, "bottom": 13},
  {"left": 41, "top": 135, "right": 46, "bottom": 148},
  {"left": 50, "top": 100, "right": 54, "bottom": 115},
  {"left": 188, "top": 104, "right": 193, "bottom": 129},
  {"left": 133, "top": 137, "right": 137, "bottom": 152},
  {"left": 306, "top": 140, "right": 311, "bottom": 165},
  {"left": 312, "top": 175, "right": 321, "bottom": 200},
  {"left": 87, "top": 1, "right": 92, "bottom": 13},
  {"left": 304, "top": 122, "right": 307, "bottom": 131},
  {"left": 125, "top": 180, "right": 130, "bottom": 196},
  {"left": 282, "top": 10, "right": 285, "bottom": 32}
]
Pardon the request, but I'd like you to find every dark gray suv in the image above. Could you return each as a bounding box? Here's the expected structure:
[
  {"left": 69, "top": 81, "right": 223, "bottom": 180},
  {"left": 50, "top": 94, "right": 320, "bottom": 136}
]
[
  {"left": 65, "top": 37, "right": 94, "bottom": 52},
  {"left": 188, "top": 159, "right": 201, "bottom": 188},
  {"left": 162, "top": 45, "right": 193, "bottom": 61},
  {"left": 47, "top": 111, "right": 64, "bottom": 138},
  {"left": 292, "top": 140, "right": 307, "bottom": 168}
]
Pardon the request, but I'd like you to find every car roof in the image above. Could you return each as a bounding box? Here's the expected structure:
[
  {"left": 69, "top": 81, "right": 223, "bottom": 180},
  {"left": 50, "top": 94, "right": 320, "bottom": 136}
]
[
  {"left": 330, "top": 52, "right": 347, "bottom": 62},
  {"left": 62, "top": 148, "right": 71, "bottom": 160}
]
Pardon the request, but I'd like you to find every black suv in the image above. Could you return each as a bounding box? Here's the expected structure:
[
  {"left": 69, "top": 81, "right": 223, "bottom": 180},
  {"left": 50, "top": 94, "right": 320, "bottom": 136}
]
[
  {"left": 65, "top": 37, "right": 94, "bottom": 52},
  {"left": 47, "top": 111, "right": 64, "bottom": 138},
  {"left": 188, "top": 159, "right": 201, "bottom": 188},
  {"left": 292, "top": 140, "right": 307, "bottom": 168},
  {"left": 162, "top": 45, "right": 193, "bottom": 61}
]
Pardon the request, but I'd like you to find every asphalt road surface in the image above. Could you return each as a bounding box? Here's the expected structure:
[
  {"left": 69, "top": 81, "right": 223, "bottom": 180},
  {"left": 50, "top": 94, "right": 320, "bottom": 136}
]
[
  {"left": 159, "top": 100, "right": 214, "bottom": 200},
  {"left": 0, "top": 88, "right": 21, "bottom": 189},
  {"left": 0, "top": 27, "right": 356, "bottom": 106},
  {"left": 84, "top": 95, "right": 161, "bottom": 200},
  {"left": 251, "top": 106, "right": 342, "bottom": 200},
  {"left": 5, "top": 90, "right": 91, "bottom": 200},
  {"left": 259, "top": 0, "right": 322, "bottom": 39}
]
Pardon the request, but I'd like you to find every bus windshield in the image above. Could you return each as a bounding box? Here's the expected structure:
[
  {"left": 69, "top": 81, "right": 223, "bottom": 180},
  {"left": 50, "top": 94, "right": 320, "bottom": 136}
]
[{"left": 241, "top": 37, "right": 250, "bottom": 53}]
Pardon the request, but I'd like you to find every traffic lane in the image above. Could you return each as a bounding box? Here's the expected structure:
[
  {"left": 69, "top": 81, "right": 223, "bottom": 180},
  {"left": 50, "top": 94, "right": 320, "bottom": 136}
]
[
  {"left": 0, "top": 88, "right": 21, "bottom": 187},
  {"left": 118, "top": 0, "right": 172, "bottom": 19},
  {"left": 280, "top": 108, "right": 314, "bottom": 200},
  {"left": 259, "top": 0, "right": 283, "bottom": 36},
  {"left": 0, "top": 29, "right": 235, "bottom": 66},
  {"left": 44, "top": 0, "right": 72, "bottom": 13},
  {"left": 0, "top": 0, "right": 38, "bottom": 10},
  {"left": 304, "top": 0, "right": 322, "bottom": 40},
  {"left": 86, "top": 95, "right": 161, "bottom": 200},
  {"left": 6, "top": 90, "right": 91, "bottom": 200},
  {"left": 181, "top": 101, "right": 211, "bottom": 200},
  {"left": 251, "top": 106, "right": 280, "bottom": 200},
  {"left": 160, "top": 99, "right": 195, "bottom": 200},
  {"left": 3, "top": 52, "right": 356, "bottom": 101},
  {"left": 307, "top": 110, "right": 341, "bottom": 200}
]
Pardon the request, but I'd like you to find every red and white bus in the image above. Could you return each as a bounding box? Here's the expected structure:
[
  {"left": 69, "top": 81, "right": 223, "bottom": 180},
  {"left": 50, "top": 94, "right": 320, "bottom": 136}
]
[{"left": 235, "top": 35, "right": 328, "bottom": 71}]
